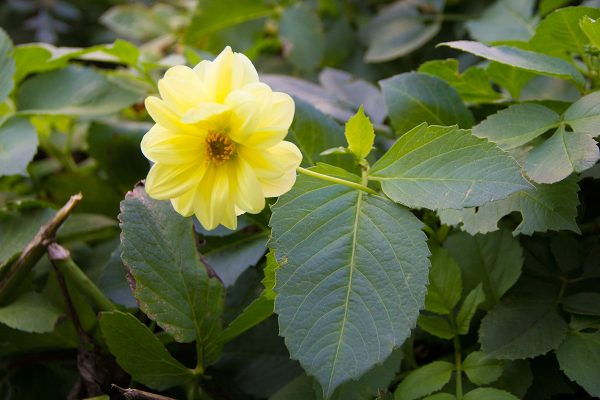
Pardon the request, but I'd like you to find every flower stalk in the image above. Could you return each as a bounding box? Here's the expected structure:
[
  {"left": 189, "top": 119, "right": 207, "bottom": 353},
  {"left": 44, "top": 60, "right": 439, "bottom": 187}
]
[{"left": 296, "top": 166, "right": 378, "bottom": 195}]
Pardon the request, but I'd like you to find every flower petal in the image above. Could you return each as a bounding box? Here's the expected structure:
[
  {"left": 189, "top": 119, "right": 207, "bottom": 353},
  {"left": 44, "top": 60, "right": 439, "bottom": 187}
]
[
  {"left": 203, "top": 46, "right": 259, "bottom": 103},
  {"left": 158, "top": 65, "right": 208, "bottom": 115},
  {"left": 145, "top": 96, "right": 196, "bottom": 135},
  {"left": 257, "top": 141, "right": 302, "bottom": 197},
  {"left": 145, "top": 162, "right": 205, "bottom": 200},
  {"left": 194, "top": 166, "right": 237, "bottom": 230},
  {"left": 141, "top": 125, "right": 205, "bottom": 165},
  {"left": 233, "top": 158, "right": 265, "bottom": 214},
  {"left": 181, "top": 103, "right": 231, "bottom": 132},
  {"left": 170, "top": 187, "right": 198, "bottom": 217}
]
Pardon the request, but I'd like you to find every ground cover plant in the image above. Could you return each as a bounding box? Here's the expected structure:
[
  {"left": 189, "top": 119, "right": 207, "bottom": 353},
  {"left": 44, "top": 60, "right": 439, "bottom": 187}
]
[{"left": 1, "top": 0, "right": 600, "bottom": 399}]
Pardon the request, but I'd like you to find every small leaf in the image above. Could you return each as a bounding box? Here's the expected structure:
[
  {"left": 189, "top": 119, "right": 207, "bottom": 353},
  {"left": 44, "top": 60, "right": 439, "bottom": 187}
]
[
  {"left": 555, "top": 331, "right": 600, "bottom": 397},
  {"left": 345, "top": 106, "right": 374, "bottom": 160},
  {"left": 0, "top": 292, "right": 62, "bottom": 333},
  {"left": 418, "top": 314, "right": 455, "bottom": 339},
  {"left": 563, "top": 91, "right": 600, "bottom": 138},
  {"left": 473, "top": 104, "right": 561, "bottom": 150},
  {"left": 524, "top": 127, "right": 599, "bottom": 184},
  {"left": 100, "top": 311, "right": 192, "bottom": 390},
  {"left": 424, "top": 247, "right": 462, "bottom": 315},
  {"left": 581, "top": 16, "right": 600, "bottom": 49},
  {"left": 262, "top": 250, "right": 280, "bottom": 300},
  {"left": 0, "top": 28, "right": 15, "bottom": 105},
  {"left": 456, "top": 284, "right": 485, "bottom": 335},
  {"left": 0, "top": 117, "right": 39, "bottom": 177},
  {"left": 394, "top": 361, "right": 454, "bottom": 400},
  {"left": 479, "top": 298, "right": 567, "bottom": 359},
  {"left": 380, "top": 72, "right": 474, "bottom": 136},
  {"left": 486, "top": 62, "right": 535, "bottom": 99},
  {"left": 561, "top": 293, "right": 600, "bottom": 316},
  {"left": 370, "top": 124, "right": 531, "bottom": 211},
  {"left": 218, "top": 295, "right": 273, "bottom": 345},
  {"left": 463, "top": 387, "right": 519, "bottom": 400},
  {"left": 422, "top": 394, "right": 456, "bottom": 400},
  {"left": 279, "top": 4, "right": 324, "bottom": 71},
  {"left": 463, "top": 351, "right": 504, "bottom": 385},
  {"left": 440, "top": 41, "right": 586, "bottom": 87},
  {"left": 465, "top": 0, "right": 538, "bottom": 43}
]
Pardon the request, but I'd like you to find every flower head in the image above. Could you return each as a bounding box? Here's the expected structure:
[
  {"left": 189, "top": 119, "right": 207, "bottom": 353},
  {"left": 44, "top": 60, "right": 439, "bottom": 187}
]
[{"left": 141, "top": 46, "right": 302, "bottom": 230}]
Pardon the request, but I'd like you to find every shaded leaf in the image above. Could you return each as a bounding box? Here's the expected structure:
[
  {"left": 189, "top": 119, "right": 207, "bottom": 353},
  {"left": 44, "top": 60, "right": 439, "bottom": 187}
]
[
  {"left": 418, "top": 314, "right": 455, "bottom": 339},
  {"left": 0, "top": 28, "right": 15, "bottom": 105},
  {"left": 0, "top": 292, "right": 61, "bottom": 333},
  {"left": 0, "top": 117, "right": 39, "bottom": 177},
  {"left": 463, "top": 387, "right": 518, "bottom": 400},
  {"left": 463, "top": 351, "right": 504, "bottom": 385},
  {"left": 564, "top": 91, "right": 600, "bottom": 137},
  {"left": 279, "top": 4, "right": 324, "bottom": 71},
  {"left": 561, "top": 293, "right": 600, "bottom": 316},
  {"left": 555, "top": 330, "right": 600, "bottom": 397},
  {"left": 394, "top": 361, "right": 454, "bottom": 400},
  {"left": 424, "top": 247, "right": 462, "bottom": 315},
  {"left": 465, "top": 0, "right": 537, "bottom": 43},
  {"left": 456, "top": 284, "right": 485, "bottom": 335}
]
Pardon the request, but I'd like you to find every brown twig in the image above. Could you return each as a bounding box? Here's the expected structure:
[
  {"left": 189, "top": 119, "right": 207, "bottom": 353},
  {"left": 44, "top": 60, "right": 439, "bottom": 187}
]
[
  {"left": 0, "top": 193, "right": 83, "bottom": 304},
  {"left": 111, "top": 384, "right": 177, "bottom": 400}
]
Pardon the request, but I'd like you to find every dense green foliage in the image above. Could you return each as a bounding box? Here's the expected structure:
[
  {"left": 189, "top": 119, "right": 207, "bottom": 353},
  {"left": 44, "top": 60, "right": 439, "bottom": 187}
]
[{"left": 1, "top": 1, "right": 600, "bottom": 399}]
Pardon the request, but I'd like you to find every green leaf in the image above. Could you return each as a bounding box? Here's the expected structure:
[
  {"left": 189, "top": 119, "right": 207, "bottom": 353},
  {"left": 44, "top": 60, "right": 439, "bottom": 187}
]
[
  {"left": 100, "top": 311, "right": 192, "bottom": 390},
  {"left": 556, "top": 331, "right": 600, "bottom": 397},
  {"left": 380, "top": 72, "right": 474, "bottom": 135},
  {"left": 492, "top": 360, "right": 533, "bottom": 398},
  {"left": 262, "top": 250, "right": 279, "bottom": 301},
  {"left": 184, "top": 0, "right": 274, "bottom": 46},
  {"left": 440, "top": 41, "right": 586, "bottom": 87},
  {"left": 345, "top": 106, "right": 375, "bottom": 160},
  {"left": 119, "top": 185, "right": 224, "bottom": 364},
  {"left": 369, "top": 124, "right": 530, "bottom": 210},
  {"left": 270, "top": 164, "right": 430, "bottom": 397},
  {"left": 203, "top": 230, "right": 268, "bottom": 287},
  {"left": 0, "top": 117, "right": 39, "bottom": 177},
  {"left": 218, "top": 295, "right": 273, "bottom": 345},
  {"left": 473, "top": 104, "right": 561, "bottom": 149},
  {"left": 0, "top": 28, "right": 15, "bottom": 105},
  {"left": 463, "top": 387, "right": 519, "bottom": 400},
  {"left": 463, "top": 351, "right": 504, "bottom": 385},
  {"left": 418, "top": 59, "right": 501, "bottom": 104},
  {"left": 581, "top": 16, "right": 600, "bottom": 49},
  {"left": 465, "top": 0, "right": 537, "bottom": 43},
  {"left": 524, "top": 127, "right": 599, "bottom": 184},
  {"left": 17, "top": 66, "right": 141, "bottom": 116},
  {"left": 479, "top": 298, "right": 567, "bottom": 359},
  {"left": 418, "top": 314, "right": 455, "bottom": 339},
  {"left": 561, "top": 293, "right": 600, "bottom": 316},
  {"left": 444, "top": 230, "right": 523, "bottom": 309},
  {"left": 438, "top": 176, "right": 580, "bottom": 236},
  {"left": 394, "top": 361, "right": 454, "bottom": 400},
  {"left": 425, "top": 247, "right": 462, "bottom": 315},
  {"left": 530, "top": 7, "right": 600, "bottom": 58},
  {"left": 539, "top": 0, "right": 572, "bottom": 15},
  {"left": 422, "top": 394, "right": 456, "bottom": 400},
  {"left": 101, "top": 4, "right": 173, "bottom": 42},
  {"left": 0, "top": 292, "right": 62, "bottom": 333},
  {"left": 486, "top": 62, "right": 535, "bottom": 99},
  {"left": 564, "top": 91, "right": 600, "bottom": 137},
  {"left": 363, "top": 0, "right": 442, "bottom": 63},
  {"left": 456, "top": 284, "right": 485, "bottom": 335},
  {"left": 279, "top": 4, "right": 324, "bottom": 71}
]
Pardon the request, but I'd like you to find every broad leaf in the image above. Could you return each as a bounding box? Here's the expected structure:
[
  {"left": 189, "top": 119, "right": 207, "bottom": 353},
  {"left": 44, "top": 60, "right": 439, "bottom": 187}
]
[
  {"left": 465, "top": 0, "right": 538, "bottom": 43},
  {"left": 445, "top": 230, "right": 522, "bottom": 308},
  {"left": 440, "top": 41, "right": 585, "bottom": 87},
  {"left": 530, "top": 7, "right": 600, "bottom": 58},
  {"left": 380, "top": 73, "right": 474, "bottom": 135},
  {"left": 369, "top": 124, "right": 531, "bottom": 210},
  {"left": 463, "top": 351, "right": 504, "bottom": 385},
  {"left": 0, "top": 28, "right": 15, "bottom": 105},
  {"left": 581, "top": 16, "right": 600, "bottom": 49},
  {"left": 556, "top": 331, "right": 600, "bottom": 397},
  {"left": 344, "top": 106, "right": 374, "bottom": 160},
  {"left": 279, "top": 4, "right": 324, "bottom": 71},
  {"left": 438, "top": 176, "right": 580, "bottom": 235},
  {"left": 119, "top": 185, "right": 224, "bottom": 365},
  {"left": 564, "top": 91, "right": 600, "bottom": 137},
  {"left": 270, "top": 164, "right": 430, "bottom": 397},
  {"left": 463, "top": 388, "right": 519, "bottom": 400},
  {"left": 424, "top": 247, "right": 462, "bottom": 315},
  {"left": 100, "top": 311, "right": 193, "bottom": 390},
  {"left": 473, "top": 104, "right": 561, "bottom": 149},
  {"left": 363, "top": 0, "right": 443, "bottom": 63},
  {"left": 524, "top": 127, "right": 599, "bottom": 184},
  {"left": 422, "top": 394, "right": 456, "bottom": 400},
  {"left": 394, "top": 361, "right": 454, "bottom": 400},
  {"left": 17, "top": 66, "right": 141, "bottom": 116},
  {"left": 486, "top": 62, "right": 535, "bottom": 99},
  {"left": 561, "top": 293, "right": 600, "bottom": 316},
  {"left": 0, "top": 292, "right": 62, "bottom": 333},
  {"left": 0, "top": 117, "right": 39, "bottom": 177},
  {"left": 456, "top": 284, "right": 485, "bottom": 334},
  {"left": 479, "top": 298, "right": 567, "bottom": 359}
]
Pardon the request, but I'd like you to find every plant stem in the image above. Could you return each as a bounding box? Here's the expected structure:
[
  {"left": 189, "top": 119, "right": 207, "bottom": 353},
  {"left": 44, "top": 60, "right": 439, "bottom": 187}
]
[
  {"left": 453, "top": 335, "right": 463, "bottom": 400},
  {"left": 48, "top": 243, "right": 117, "bottom": 312},
  {"left": 296, "top": 167, "right": 378, "bottom": 195}
]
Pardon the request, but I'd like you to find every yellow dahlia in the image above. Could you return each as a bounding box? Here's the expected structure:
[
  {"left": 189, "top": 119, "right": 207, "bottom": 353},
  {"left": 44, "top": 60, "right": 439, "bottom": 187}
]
[{"left": 141, "top": 46, "right": 302, "bottom": 230}]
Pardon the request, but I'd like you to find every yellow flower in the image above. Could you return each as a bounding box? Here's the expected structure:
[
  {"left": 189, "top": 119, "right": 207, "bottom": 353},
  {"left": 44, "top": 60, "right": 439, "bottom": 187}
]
[{"left": 141, "top": 46, "right": 302, "bottom": 230}]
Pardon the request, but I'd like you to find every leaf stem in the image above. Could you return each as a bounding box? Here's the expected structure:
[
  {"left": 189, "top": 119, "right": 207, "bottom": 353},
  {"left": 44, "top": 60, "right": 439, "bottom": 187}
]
[
  {"left": 296, "top": 167, "right": 377, "bottom": 195},
  {"left": 453, "top": 334, "right": 463, "bottom": 400}
]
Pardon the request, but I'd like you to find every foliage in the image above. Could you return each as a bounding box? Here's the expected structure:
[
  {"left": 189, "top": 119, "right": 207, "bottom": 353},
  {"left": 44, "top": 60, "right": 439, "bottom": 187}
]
[{"left": 1, "top": 1, "right": 600, "bottom": 400}]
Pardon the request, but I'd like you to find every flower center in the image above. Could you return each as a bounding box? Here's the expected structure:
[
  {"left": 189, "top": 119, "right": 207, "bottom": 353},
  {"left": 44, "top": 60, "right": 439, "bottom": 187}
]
[{"left": 206, "top": 131, "right": 235, "bottom": 165}]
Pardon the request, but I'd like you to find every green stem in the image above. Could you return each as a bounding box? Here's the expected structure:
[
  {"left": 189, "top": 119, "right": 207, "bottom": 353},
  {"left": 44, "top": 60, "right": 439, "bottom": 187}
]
[
  {"left": 296, "top": 167, "right": 377, "bottom": 195},
  {"left": 48, "top": 243, "right": 117, "bottom": 312},
  {"left": 453, "top": 335, "right": 463, "bottom": 400}
]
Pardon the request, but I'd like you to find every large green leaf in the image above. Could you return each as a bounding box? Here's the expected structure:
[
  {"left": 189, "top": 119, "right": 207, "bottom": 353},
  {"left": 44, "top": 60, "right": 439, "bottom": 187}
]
[
  {"left": 119, "top": 185, "right": 224, "bottom": 365},
  {"left": 363, "top": 0, "right": 443, "bottom": 63},
  {"left": 564, "top": 91, "right": 600, "bottom": 137},
  {"left": 369, "top": 124, "right": 531, "bottom": 210},
  {"left": 463, "top": 351, "right": 504, "bottom": 386},
  {"left": 0, "top": 28, "right": 15, "bottom": 105},
  {"left": 279, "top": 4, "right": 324, "bottom": 71},
  {"left": 424, "top": 247, "right": 462, "bottom": 315},
  {"left": 0, "top": 292, "right": 62, "bottom": 333},
  {"left": 463, "top": 388, "right": 518, "bottom": 400},
  {"left": 465, "top": 0, "right": 537, "bottom": 43},
  {"left": 394, "top": 361, "right": 454, "bottom": 400},
  {"left": 473, "top": 104, "right": 561, "bottom": 150},
  {"left": 100, "top": 311, "right": 193, "bottom": 390},
  {"left": 270, "top": 164, "right": 430, "bottom": 397},
  {"left": 581, "top": 15, "right": 600, "bottom": 49},
  {"left": 445, "top": 230, "right": 522, "bottom": 309},
  {"left": 561, "top": 293, "right": 600, "bottom": 316},
  {"left": 479, "top": 298, "right": 567, "bottom": 359},
  {"left": 440, "top": 41, "right": 585, "bottom": 87},
  {"left": 380, "top": 73, "right": 474, "bottom": 136},
  {"left": 0, "top": 117, "right": 39, "bottom": 177},
  {"left": 524, "top": 127, "right": 599, "bottom": 184},
  {"left": 530, "top": 7, "right": 600, "bottom": 58},
  {"left": 556, "top": 331, "right": 600, "bottom": 397},
  {"left": 17, "top": 66, "right": 141, "bottom": 116},
  {"left": 438, "top": 176, "right": 580, "bottom": 236}
]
